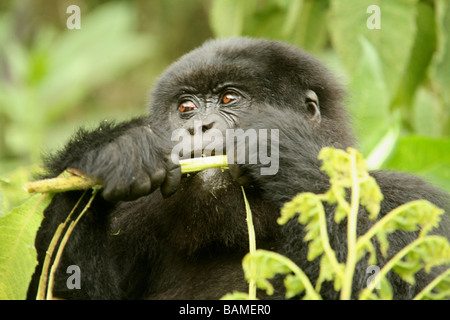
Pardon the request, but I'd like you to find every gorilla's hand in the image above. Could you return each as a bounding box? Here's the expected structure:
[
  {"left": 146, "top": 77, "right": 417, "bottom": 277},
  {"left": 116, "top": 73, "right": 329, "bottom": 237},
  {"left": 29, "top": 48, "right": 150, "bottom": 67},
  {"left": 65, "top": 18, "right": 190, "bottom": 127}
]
[{"left": 79, "top": 126, "right": 181, "bottom": 202}]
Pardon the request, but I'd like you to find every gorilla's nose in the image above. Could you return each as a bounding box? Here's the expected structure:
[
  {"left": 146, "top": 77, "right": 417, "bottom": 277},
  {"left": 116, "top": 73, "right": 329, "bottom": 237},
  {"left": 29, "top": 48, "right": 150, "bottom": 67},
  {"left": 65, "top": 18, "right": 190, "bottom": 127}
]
[{"left": 189, "top": 114, "right": 225, "bottom": 135}]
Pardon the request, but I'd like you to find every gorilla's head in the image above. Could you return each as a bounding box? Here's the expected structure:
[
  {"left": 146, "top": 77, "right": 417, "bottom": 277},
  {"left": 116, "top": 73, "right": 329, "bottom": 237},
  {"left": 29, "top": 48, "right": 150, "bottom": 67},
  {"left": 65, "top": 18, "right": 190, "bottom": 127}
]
[{"left": 149, "top": 37, "right": 354, "bottom": 153}]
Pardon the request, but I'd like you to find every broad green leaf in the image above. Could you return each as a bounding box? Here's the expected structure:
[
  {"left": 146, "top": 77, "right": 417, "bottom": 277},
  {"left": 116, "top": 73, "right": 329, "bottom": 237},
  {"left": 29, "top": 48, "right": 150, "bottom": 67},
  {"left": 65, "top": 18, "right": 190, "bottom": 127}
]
[
  {"left": 209, "top": 0, "right": 248, "bottom": 37},
  {"left": 344, "top": 37, "right": 393, "bottom": 157},
  {"left": 384, "top": 136, "right": 450, "bottom": 192},
  {"left": 210, "top": 0, "right": 318, "bottom": 43},
  {"left": 391, "top": 1, "right": 437, "bottom": 110},
  {"left": 412, "top": 87, "right": 446, "bottom": 137},
  {"left": 329, "top": 0, "right": 418, "bottom": 95},
  {"left": 0, "top": 188, "right": 6, "bottom": 218},
  {"left": 430, "top": 0, "right": 450, "bottom": 132},
  {"left": 365, "top": 121, "right": 401, "bottom": 170},
  {"left": 0, "top": 193, "right": 53, "bottom": 299},
  {"left": 0, "top": 167, "right": 38, "bottom": 215},
  {"left": 290, "top": 0, "right": 329, "bottom": 53}
]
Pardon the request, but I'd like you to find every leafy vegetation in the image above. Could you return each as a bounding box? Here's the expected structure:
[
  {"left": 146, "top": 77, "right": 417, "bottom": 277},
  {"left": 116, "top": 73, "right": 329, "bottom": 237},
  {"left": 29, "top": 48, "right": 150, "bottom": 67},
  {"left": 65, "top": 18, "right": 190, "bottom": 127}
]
[
  {"left": 0, "top": 193, "right": 53, "bottom": 299},
  {"left": 0, "top": 0, "right": 448, "bottom": 300},
  {"left": 223, "top": 148, "right": 450, "bottom": 300},
  {"left": 209, "top": 0, "right": 450, "bottom": 191}
]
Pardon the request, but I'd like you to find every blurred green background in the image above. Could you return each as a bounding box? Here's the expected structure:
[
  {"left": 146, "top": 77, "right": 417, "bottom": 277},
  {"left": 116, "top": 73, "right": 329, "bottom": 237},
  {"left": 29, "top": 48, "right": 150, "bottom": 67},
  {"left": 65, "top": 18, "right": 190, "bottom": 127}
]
[{"left": 0, "top": 0, "right": 449, "bottom": 213}]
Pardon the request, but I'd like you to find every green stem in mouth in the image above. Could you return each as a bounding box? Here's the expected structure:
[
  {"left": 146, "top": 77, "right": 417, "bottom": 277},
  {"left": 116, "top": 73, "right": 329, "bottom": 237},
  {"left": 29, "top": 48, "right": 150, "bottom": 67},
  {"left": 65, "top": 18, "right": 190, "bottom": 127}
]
[
  {"left": 180, "top": 155, "right": 229, "bottom": 173},
  {"left": 24, "top": 155, "right": 230, "bottom": 194}
]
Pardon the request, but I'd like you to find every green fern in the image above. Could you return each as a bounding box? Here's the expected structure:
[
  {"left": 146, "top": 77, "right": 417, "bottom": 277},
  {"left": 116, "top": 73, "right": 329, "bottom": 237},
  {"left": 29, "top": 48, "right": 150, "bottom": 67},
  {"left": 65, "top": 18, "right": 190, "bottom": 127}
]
[{"left": 224, "top": 147, "right": 450, "bottom": 300}]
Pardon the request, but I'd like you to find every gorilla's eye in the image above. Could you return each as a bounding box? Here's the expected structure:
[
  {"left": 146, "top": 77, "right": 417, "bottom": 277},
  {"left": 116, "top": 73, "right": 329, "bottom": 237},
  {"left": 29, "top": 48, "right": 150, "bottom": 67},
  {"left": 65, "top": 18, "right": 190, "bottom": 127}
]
[
  {"left": 179, "top": 101, "right": 197, "bottom": 113},
  {"left": 222, "top": 92, "right": 239, "bottom": 104}
]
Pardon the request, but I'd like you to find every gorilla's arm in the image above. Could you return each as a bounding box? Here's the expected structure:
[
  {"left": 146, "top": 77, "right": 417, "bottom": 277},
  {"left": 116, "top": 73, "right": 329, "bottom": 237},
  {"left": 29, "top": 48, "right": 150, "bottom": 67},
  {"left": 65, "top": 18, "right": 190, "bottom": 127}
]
[
  {"left": 28, "top": 117, "right": 180, "bottom": 299},
  {"left": 43, "top": 116, "right": 180, "bottom": 202},
  {"left": 44, "top": 117, "right": 147, "bottom": 176}
]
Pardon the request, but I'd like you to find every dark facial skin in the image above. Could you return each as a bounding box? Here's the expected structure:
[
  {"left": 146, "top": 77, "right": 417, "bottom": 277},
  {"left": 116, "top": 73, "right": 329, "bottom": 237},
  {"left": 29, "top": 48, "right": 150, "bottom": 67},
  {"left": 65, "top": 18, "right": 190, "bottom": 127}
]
[{"left": 170, "top": 85, "right": 251, "bottom": 159}]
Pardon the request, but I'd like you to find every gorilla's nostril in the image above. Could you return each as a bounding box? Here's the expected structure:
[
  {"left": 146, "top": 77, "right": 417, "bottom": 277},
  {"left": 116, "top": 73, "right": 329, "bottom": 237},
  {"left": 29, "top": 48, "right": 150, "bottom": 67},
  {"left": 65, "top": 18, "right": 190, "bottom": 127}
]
[{"left": 202, "top": 122, "right": 214, "bottom": 133}]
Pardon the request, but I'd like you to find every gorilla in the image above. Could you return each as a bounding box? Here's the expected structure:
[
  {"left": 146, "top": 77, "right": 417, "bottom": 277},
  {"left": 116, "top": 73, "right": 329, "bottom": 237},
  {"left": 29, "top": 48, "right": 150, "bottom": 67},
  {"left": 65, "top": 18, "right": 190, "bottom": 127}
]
[{"left": 28, "top": 37, "right": 449, "bottom": 300}]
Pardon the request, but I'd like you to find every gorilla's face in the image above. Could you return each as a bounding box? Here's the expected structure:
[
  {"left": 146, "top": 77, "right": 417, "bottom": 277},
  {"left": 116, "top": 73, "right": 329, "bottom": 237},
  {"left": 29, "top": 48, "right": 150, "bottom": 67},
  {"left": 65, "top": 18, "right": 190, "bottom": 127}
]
[{"left": 148, "top": 38, "right": 324, "bottom": 164}]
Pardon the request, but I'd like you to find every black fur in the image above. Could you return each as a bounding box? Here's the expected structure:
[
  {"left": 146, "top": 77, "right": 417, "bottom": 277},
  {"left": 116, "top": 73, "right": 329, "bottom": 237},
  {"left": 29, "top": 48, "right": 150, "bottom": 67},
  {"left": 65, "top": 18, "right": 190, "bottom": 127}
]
[{"left": 28, "top": 38, "right": 449, "bottom": 300}]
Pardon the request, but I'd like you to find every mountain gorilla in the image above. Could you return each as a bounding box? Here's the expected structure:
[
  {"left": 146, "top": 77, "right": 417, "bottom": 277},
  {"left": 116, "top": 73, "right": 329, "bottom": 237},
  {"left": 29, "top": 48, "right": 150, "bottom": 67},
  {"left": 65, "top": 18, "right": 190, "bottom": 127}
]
[{"left": 28, "top": 37, "right": 449, "bottom": 300}]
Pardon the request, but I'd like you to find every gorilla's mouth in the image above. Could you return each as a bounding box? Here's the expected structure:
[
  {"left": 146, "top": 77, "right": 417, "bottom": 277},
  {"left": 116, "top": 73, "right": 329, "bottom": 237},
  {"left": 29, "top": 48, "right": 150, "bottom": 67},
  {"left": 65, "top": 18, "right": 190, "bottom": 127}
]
[
  {"left": 183, "top": 149, "right": 224, "bottom": 180},
  {"left": 185, "top": 167, "right": 234, "bottom": 190},
  {"left": 174, "top": 132, "right": 227, "bottom": 161}
]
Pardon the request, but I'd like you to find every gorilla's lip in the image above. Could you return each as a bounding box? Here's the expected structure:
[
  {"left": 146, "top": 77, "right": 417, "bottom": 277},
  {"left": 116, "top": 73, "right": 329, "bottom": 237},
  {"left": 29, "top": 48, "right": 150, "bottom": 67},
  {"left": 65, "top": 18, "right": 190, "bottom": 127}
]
[
  {"left": 187, "top": 167, "right": 232, "bottom": 187},
  {"left": 182, "top": 150, "right": 227, "bottom": 179}
]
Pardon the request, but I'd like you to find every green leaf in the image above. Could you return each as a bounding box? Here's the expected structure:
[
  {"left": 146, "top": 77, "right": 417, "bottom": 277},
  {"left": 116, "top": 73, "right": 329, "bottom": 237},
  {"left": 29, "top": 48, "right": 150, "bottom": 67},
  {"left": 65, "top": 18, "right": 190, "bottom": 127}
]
[
  {"left": 329, "top": 0, "right": 418, "bottom": 95},
  {"left": 221, "top": 291, "right": 254, "bottom": 300},
  {"left": 365, "top": 120, "right": 401, "bottom": 170},
  {"left": 384, "top": 136, "right": 450, "bottom": 192},
  {"left": 412, "top": 87, "right": 446, "bottom": 137},
  {"left": 359, "top": 177, "right": 383, "bottom": 220},
  {"left": 209, "top": 0, "right": 248, "bottom": 37},
  {"left": 378, "top": 277, "right": 394, "bottom": 300},
  {"left": 284, "top": 274, "right": 305, "bottom": 299},
  {"left": 278, "top": 192, "right": 327, "bottom": 261},
  {"left": 242, "top": 250, "right": 291, "bottom": 296},
  {"left": 343, "top": 37, "right": 394, "bottom": 158},
  {"left": 0, "top": 187, "right": 7, "bottom": 218},
  {"left": 391, "top": 1, "right": 437, "bottom": 110},
  {"left": 316, "top": 254, "right": 343, "bottom": 293},
  {"left": 288, "top": 0, "right": 329, "bottom": 53},
  {"left": 0, "top": 194, "right": 53, "bottom": 299},
  {"left": 414, "top": 269, "right": 450, "bottom": 300},
  {"left": 357, "top": 199, "right": 445, "bottom": 262},
  {"left": 392, "top": 236, "right": 450, "bottom": 283},
  {"left": 242, "top": 249, "right": 321, "bottom": 299},
  {"left": 360, "top": 235, "right": 450, "bottom": 300},
  {"left": 429, "top": 0, "right": 450, "bottom": 133}
]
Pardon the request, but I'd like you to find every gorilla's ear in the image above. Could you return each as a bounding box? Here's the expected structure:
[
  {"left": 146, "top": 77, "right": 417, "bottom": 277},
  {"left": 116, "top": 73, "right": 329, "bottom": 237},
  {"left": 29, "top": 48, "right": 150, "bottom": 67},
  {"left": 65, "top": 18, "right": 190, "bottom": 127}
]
[{"left": 305, "top": 90, "right": 321, "bottom": 124}]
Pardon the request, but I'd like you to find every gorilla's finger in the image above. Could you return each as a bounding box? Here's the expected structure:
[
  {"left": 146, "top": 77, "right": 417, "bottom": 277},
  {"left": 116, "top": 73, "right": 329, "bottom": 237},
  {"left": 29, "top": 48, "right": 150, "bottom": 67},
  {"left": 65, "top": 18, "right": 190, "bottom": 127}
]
[
  {"left": 102, "top": 181, "right": 127, "bottom": 202},
  {"left": 149, "top": 168, "right": 165, "bottom": 193},
  {"left": 128, "top": 172, "right": 152, "bottom": 200},
  {"left": 160, "top": 156, "right": 181, "bottom": 198}
]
